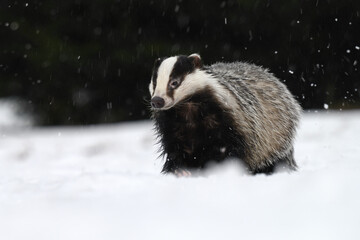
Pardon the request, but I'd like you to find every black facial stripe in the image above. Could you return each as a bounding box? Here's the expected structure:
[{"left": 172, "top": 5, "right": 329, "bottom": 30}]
[
  {"left": 167, "top": 56, "right": 196, "bottom": 99},
  {"left": 170, "top": 55, "right": 195, "bottom": 79},
  {"left": 152, "top": 57, "right": 166, "bottom": 92}
]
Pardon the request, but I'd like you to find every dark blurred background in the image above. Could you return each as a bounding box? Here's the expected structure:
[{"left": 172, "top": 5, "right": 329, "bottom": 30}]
[{"left": 0, "top": 0, "right": 359, "bottom": 125}]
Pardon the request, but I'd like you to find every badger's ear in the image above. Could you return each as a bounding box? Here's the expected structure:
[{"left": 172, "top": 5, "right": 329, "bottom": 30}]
[
  {"left": 188, "top": 53, "right": 202, "bottom": 69},
  {"left": 153, "top": 57, "right": 165, "bottom": 68}
]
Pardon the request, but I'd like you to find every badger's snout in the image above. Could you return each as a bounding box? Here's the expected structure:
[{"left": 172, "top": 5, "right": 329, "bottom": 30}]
[{"left": 151, "top": 96, "right": 165, "bottom": 109}]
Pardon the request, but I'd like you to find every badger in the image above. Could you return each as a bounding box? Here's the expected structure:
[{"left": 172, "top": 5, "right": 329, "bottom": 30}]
[{"left": 149, "top": 54, "right": 301, "bottom": 176}]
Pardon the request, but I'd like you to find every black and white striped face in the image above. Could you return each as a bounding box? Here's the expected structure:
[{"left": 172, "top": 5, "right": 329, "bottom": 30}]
[{"left": 149, "top": 54, "right": 203, "bottom": 110}]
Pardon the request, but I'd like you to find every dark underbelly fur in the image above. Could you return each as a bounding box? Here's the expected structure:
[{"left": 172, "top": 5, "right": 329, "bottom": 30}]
[{"left": 154, "top": 90, "right": 246, "bottom": 173}]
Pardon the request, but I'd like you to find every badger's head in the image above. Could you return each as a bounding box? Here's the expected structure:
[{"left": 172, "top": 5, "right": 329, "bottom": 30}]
[{"left": 149, "top": 54, "right": 203, "bottom": 110}]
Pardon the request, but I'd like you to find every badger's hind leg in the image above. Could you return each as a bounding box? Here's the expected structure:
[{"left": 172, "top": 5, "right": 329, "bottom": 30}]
[
  {"left": 268, "top": 147, "right": 298, "bottom": 174},
  {"left": 251, "top": 147, "right": 297, "bottom": 175},
  {"left": 281, "top": 147, "right": 298, "bottom": 171}
]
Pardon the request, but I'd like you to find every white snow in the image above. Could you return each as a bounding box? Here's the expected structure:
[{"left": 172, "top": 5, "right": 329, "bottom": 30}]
[
  {"left": 0, "top": 106, "right": 360, "bottom": 240},
  {"left": 0, "top": 100, "right": 33, "bottom": 130}
]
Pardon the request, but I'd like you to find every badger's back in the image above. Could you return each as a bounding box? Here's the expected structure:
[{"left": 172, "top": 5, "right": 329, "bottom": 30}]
[{"left": 206, "top": 62, "right": 301, "bottom": 170}]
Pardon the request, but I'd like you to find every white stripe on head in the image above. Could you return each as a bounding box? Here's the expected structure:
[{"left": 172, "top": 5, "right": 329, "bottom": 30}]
[
  {"left": 154, "top": 56, "right": 178, "bottom": 97},
  {"left": 149, "top": 81, "right": 154, "bottom": 96},
  {"left": 175, "top": 69, "right": 239, "bottom": 110},
  {"left": 172, "top": 69, "right": 208, "bottom": 103}
]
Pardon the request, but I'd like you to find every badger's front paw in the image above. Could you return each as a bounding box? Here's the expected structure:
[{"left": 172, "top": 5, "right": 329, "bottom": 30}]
[{"left": 174, "top": 169, "right": 192, "bottom": 177}]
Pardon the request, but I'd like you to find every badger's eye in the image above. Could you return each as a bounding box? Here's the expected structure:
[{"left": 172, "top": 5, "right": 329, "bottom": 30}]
[{"left": 169, "top": 79, "right": 180, "bottom": 89}]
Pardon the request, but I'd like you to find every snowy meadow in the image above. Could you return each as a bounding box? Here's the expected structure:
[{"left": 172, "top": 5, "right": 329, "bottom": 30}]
[{"left": 0, "top": 102, "right": 359, "bottom": 240}]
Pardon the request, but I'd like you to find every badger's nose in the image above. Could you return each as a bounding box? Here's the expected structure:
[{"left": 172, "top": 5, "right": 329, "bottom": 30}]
[{"left": 151, "top": 96, "right": 165, "bottom": 109}]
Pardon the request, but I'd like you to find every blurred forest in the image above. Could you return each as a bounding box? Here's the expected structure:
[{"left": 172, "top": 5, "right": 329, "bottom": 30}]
[{"left": 0, "top": 0, "right": 359, "bottom": 125}]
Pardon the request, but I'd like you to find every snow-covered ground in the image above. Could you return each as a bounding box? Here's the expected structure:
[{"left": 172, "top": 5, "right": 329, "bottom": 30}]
[{"left": 0, "top": 106, "right": 360, "bottom": 240}]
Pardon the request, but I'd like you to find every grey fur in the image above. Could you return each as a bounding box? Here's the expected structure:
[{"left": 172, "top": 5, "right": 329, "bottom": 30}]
[{"left": 204, "top": 62, "right": 302, "bottom": 171}]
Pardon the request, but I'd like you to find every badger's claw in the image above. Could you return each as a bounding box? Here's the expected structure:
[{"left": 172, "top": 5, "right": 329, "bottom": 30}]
[{"left": 174, "top": 169, "right": 192, "bottom": 177}]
